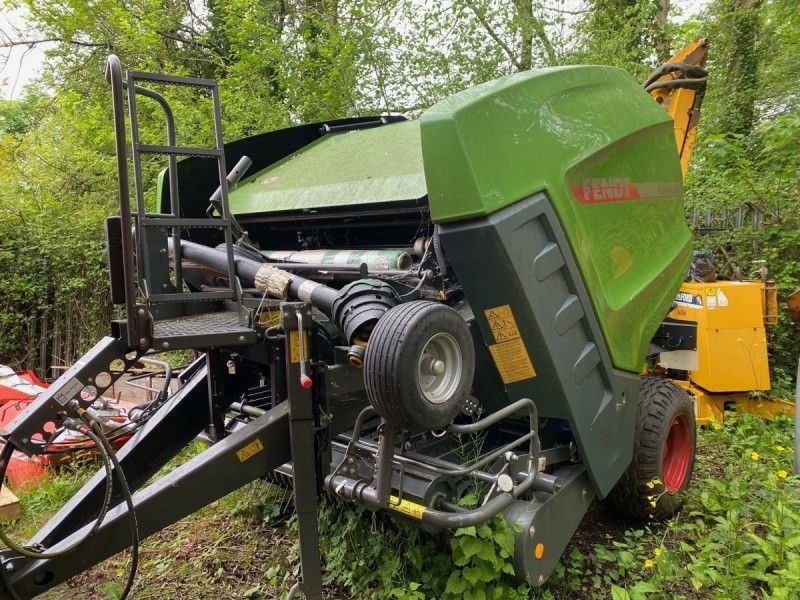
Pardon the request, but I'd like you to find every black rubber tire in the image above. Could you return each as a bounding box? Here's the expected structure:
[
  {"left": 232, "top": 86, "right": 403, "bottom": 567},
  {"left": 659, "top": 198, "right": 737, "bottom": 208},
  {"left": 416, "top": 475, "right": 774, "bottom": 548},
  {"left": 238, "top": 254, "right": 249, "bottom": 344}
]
[
  {"left": 607, "top": 377, "right": 696, "bottom": 520},
  {"left": 363, "top": 301, "right": 475, "bottom": 432}
]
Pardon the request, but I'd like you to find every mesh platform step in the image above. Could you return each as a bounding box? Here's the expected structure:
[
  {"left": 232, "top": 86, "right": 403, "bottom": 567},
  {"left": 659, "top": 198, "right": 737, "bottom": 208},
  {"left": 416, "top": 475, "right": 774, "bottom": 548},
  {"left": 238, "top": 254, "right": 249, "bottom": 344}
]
[{"left": 153, "top": 311, "right": 256, "bottom": 348}]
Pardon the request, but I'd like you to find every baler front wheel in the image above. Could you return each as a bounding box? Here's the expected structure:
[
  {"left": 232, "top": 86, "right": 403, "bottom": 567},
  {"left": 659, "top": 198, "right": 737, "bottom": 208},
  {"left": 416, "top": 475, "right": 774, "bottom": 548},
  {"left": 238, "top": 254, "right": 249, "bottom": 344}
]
[
  {"left": 363, "top": 301, "right": 475, "bottom": 431},
  {"left": 607, "top": 377, "right": 695, "bottom": 520}
]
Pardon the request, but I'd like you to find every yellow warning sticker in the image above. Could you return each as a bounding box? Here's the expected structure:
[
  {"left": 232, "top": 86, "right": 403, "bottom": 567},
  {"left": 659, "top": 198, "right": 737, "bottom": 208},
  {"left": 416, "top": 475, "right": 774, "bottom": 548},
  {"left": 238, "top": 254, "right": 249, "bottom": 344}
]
[
  {"left": 484, "top": 304, "right": 521, "bottom": 342},
  {"left": 259, "top": 308, "right": 281, "bottom": 328},
  {"left": 289, "top": 330, "right": 309, "bottom": 363},
  {"left": 236, "top": 438, "right": 264, "bottom": 463},
  {"left": 389, "top": 495, "right": 427, "bottom": 520},
  {"left": 488, "top": 338, "right": 536, "bottom": 384}
]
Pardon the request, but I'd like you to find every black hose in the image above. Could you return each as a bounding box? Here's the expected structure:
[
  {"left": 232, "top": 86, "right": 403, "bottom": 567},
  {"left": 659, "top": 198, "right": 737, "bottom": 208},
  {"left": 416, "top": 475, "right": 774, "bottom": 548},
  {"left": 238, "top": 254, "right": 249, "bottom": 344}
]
[
  {"left": 0, "top": 425, "right": 115, "bottom": 559},
  {"left": 643, "top": 61, "right": 708, "bottom": 89},
  {"left": 432, "top": 225, "right": 447, "bottom": 276},
  {"left": 0, "top": 414, "right": 138, "bottom": 599},
  {"left": 83, "top": 415, "right": 139, "bottom": 600},
  {"left": 645, "top": 77, "right": 707, "bottom": 93}
]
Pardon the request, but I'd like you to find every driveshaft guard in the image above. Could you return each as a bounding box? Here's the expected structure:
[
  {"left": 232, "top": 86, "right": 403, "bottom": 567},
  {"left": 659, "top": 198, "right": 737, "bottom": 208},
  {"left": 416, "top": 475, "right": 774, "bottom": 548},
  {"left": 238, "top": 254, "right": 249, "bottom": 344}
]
[{"left": 439, "top": 195, "right": 640, "bottom": 498}]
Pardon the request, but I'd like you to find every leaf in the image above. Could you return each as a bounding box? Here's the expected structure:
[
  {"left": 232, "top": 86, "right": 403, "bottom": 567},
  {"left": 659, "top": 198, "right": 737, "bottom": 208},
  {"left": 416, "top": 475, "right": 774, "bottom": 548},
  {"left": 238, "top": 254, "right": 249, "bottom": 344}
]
[
  {"left": 444, "top": 572, "right": 467, "bottom": 595},
  {"left": 611, "top": 584, "right": 630, "bottom": 600},
  {"left": 458, "top": 526, "right": 478, "bottom": 538}
]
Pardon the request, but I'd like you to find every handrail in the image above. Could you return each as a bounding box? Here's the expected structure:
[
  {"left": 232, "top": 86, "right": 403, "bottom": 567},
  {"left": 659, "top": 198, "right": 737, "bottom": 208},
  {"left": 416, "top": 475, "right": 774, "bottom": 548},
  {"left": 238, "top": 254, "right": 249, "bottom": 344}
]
[
  {"left": 104, "top": 55, "right": 138, "bottom": 348},
  {"left": 128, "top": 82, "right": 183, "bottom": 290}
]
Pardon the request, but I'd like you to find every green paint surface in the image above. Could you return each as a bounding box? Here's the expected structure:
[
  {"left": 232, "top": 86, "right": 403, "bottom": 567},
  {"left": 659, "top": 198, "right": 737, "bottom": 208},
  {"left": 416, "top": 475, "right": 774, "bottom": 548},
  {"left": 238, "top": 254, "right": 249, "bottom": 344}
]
[
  {"left": 420, "top": 66, "right": 691, "bottom": 372},
  {"left": 227, "top": 119, "right": 425, "bottom": 214}
]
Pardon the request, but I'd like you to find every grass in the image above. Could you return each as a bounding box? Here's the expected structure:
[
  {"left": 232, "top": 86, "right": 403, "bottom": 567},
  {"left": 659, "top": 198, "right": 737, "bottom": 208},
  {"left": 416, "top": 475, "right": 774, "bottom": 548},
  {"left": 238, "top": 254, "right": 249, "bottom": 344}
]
[{"left": 2, "top": 413, "right": 798, "bottom": 599}]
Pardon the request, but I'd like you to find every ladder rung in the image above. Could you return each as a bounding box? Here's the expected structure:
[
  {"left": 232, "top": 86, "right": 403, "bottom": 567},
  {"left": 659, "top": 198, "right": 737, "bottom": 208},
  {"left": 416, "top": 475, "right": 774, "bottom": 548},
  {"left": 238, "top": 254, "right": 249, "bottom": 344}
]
[
  {"left": 142, "top": 217, "right": 231, "bottom": 228},
  {"left": 137, "top": 144, "right": 222, "bottom": 157},
  {"left": 128, "top": 70, "right": 216, "bottom": 88}
]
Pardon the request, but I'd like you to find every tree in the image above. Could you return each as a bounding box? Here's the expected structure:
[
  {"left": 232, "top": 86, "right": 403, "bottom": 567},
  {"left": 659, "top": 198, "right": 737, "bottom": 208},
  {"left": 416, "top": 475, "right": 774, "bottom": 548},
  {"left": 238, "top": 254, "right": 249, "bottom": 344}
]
[{"left": 705, "top": 0, "right": 763, "bottom": 135}]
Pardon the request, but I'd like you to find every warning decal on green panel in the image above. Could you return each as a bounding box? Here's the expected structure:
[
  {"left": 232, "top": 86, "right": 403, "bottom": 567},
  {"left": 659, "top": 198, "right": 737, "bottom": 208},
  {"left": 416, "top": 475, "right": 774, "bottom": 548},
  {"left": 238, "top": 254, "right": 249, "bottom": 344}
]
[
  {"left": 488, "top": 338, "right": 536, "bottom": 384},
  {"left": 484, "top": 304, "right": 521, "bottom": 342}
]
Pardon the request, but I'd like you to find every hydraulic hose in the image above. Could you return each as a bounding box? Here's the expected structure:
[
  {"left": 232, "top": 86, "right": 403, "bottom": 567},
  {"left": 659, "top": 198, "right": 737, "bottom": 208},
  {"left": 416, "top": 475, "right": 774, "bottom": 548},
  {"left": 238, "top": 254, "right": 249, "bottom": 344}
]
[
  {"left": 0, "top": 427, "right": 115, "bottom": 559},
  {"left": 0, "top": 410, "right": 139, "bottom": 599},
  {"left": 80, "top": 412, "right": 139, "bottom": 600},
  {"left": 432, "top": 225, "right": 447, "bottom": 276}
]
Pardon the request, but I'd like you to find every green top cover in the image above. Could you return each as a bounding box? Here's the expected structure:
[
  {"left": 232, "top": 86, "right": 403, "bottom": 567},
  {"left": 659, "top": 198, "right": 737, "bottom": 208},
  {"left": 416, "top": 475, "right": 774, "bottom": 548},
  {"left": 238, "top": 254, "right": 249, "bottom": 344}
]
[{"left": 227, "top": 119, "right": 426, "bottom": 213}]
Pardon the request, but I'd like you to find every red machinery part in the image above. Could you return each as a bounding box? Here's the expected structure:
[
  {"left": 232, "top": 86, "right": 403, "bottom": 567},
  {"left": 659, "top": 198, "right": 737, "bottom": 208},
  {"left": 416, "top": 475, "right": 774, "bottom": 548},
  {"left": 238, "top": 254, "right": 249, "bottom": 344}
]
[
  {"left": 662, "top": 413, "right": 692, "bottom": 494},
  {"left": 0, "top": 368, "right": 135, "bottom": 488}
]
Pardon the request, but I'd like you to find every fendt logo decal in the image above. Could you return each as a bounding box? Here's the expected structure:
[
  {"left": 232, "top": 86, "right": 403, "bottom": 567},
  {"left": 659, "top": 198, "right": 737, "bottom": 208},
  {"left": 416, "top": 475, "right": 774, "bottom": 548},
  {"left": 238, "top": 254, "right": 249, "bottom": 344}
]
[{"left": 571, "top": 178, "right": 682, "bottom": 204}]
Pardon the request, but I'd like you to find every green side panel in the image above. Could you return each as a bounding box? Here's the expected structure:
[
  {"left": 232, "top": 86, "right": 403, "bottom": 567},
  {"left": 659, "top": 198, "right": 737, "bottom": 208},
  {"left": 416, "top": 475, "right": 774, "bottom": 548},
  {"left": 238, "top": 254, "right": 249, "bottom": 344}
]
[
  {"left": 420, "top": 66, "right": 692, "bottom": 372},
  {"left": 227, "top": 120, "right": 426, "bottom": 215}
]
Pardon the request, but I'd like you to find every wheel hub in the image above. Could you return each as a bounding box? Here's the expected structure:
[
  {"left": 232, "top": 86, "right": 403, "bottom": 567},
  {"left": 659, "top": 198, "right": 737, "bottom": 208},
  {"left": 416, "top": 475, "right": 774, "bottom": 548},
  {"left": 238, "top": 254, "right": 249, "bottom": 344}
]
[
  {"left": 662, "top": 413, "right": 691, "bottom": 494},
  {"left": 417, "top": 332, "right": 463, "bottom": 405}
]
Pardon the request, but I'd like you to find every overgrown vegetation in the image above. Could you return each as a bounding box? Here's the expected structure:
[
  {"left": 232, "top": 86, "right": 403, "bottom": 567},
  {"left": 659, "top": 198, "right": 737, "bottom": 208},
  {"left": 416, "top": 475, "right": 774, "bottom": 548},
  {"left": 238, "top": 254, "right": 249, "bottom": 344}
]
[{"left": 5, "top": 413, "right": 796, "bottom": 599}]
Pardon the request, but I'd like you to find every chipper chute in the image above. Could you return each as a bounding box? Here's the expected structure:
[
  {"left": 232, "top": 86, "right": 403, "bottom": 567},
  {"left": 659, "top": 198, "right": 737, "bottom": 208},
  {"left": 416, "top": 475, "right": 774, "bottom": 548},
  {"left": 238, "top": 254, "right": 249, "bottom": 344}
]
[{"left": 0, "top": 42, "right": 708, "bottom": 599}]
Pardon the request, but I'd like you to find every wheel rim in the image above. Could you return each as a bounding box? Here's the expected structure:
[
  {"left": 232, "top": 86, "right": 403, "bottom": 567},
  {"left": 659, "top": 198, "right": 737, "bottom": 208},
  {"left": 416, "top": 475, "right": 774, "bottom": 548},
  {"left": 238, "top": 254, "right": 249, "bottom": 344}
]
[
  {"left": 417, "top": 332, "right": 463, "bottom": 405},
  {"left": 662, "top": 413, "right": 691, "bottom": 494}
]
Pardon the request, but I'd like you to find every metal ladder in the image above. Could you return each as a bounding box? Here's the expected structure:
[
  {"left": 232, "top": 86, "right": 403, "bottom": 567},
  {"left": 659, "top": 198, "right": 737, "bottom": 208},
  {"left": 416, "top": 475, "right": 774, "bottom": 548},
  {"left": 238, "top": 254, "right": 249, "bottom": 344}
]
[{"left": 106, "top": 56, "right": 254, "bottom": 351}]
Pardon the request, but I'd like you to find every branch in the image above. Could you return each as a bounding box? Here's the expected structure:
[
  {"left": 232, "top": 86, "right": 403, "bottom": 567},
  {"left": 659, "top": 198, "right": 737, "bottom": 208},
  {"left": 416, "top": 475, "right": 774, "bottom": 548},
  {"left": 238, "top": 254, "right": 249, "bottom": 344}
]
[
  {"left": 512, "top": 0, "right": 556, "bottom": 68},
  {"left": 157, "top": 30, "right": 217, "bottom": 52},
  {"left": 0, "top": 37, "right": 107, "bottom": 49},
  {"left": 530, "top": 17, "right": 557, "bottom": 65},
  {"left": 461, "top": 0, "right": 522, "bottom": 70},
  {"left": 542, "top": 5, "right": 588, "bottom": 15}
]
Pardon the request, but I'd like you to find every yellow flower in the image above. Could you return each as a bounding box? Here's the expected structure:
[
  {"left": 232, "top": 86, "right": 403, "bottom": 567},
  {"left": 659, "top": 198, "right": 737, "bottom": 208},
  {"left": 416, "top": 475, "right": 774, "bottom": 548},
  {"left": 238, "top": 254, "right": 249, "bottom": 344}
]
[
  {"left": 777, "top": 470, "right": 788, "bottom": 479},
  {"left": 649, "top": 500, "right": 657, "bottom": 508},
  {"left": 751, "top": 451, "right": 760, "bottom": 461},
  {"left": 644, "top": 559, "right": 654, "bottom": 569},
  {"left": 654, "top": 548, "right": 662, "bottom": 557},
  {"left": 775, "top": 446, "right": 786, "bottom": 452},
  {"left": 646, "top": 481, "right": 655, "bottom": 489}
]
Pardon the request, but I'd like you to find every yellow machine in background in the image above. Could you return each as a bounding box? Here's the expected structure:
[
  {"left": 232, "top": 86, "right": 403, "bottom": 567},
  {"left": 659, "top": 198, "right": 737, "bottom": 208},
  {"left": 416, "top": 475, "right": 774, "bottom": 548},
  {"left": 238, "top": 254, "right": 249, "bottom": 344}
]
[
  {"left": 647, "top": 37, "right": 708, "bottom": 176},
  {"left": 659, "top": 279, "right": 794, "bottom": 425}
]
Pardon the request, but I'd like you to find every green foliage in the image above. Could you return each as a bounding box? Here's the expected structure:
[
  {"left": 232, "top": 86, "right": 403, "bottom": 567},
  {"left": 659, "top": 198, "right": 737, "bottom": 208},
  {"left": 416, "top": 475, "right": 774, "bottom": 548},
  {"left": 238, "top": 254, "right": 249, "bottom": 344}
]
[
  {"left": 704, "top": 0, "right": 763, "bottom": 136},
  {"left": 441, "top": 515, "right": 528, "bottom": 600},
  {"left": 571, "top": 0, "right": 667, "bottom": 78},
  {"left": 309, "top": 495, "right": 527, "bottom": 599},
  {"left": 684, "top": 112, "right": 800, "bottom": 388},
  {"left": 543, "top": 413, "right": 799, "bottom": 599}
]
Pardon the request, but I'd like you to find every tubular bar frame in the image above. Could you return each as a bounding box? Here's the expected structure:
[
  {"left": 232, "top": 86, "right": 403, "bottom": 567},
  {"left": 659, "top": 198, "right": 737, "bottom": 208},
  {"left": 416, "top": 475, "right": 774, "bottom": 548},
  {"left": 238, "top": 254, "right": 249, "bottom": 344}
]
[{"left": 325, "top": 398, "right": 542, "bottom": 528}]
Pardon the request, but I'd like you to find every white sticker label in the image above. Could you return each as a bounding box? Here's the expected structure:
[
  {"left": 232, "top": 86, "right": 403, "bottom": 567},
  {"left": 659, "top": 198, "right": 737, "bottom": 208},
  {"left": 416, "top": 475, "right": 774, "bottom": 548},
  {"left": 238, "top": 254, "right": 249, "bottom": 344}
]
[
  {"left": 675, "top": 291, "right": 703, "bottom": 309},
  {"left": 53, "top": 378, "right": 83, "bottom": 406}
]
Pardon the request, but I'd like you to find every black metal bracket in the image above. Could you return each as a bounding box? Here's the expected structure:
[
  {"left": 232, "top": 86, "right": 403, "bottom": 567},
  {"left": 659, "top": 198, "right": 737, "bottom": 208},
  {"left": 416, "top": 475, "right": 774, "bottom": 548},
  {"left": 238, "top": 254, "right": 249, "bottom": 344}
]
[
  {"left": 281, "top": 302, "right": 323, "bottom": 600},
  {"left": 0, "top": 336, "right": 142, "bottom": 456},
  {"left": 1, "top": 365, "right": 291, "bottom": 599}
]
